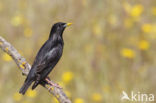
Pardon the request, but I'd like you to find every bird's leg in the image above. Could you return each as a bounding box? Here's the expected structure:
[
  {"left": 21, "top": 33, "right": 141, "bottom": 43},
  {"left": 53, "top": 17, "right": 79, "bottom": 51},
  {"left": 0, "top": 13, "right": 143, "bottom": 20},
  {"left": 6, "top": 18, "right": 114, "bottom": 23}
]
[{"left": 45, "top": 78, "right": 62, "bottom": 89}]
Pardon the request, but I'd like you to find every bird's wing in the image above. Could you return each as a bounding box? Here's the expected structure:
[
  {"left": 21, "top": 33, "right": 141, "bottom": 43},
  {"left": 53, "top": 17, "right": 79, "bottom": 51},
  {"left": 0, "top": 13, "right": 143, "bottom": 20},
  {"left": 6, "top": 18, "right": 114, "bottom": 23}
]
[{"left": 36, "top": 46, "right": 61, "bottom": 73}]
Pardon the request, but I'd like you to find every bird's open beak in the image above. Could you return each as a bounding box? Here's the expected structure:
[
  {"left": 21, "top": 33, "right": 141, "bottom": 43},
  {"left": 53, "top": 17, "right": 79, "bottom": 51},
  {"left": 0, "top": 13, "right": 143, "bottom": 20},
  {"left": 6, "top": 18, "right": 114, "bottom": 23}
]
[{"left": 66, "top": 23, "right": 72, "bottom": 27}]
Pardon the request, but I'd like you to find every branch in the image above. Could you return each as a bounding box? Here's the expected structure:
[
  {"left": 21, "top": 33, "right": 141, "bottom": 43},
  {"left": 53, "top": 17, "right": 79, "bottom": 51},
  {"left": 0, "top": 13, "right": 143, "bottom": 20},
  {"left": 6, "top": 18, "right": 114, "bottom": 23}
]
[{"left": 0, "top": 36, "right": 71, "bottom": 103}]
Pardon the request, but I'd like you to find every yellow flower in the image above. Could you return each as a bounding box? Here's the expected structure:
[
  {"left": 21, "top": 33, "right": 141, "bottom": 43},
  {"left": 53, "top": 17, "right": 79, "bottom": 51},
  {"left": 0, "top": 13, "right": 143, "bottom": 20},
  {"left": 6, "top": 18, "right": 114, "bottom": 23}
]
[
  {"left": 123, "top": 2, "right": 131, "bottom": 13},
  {"left": 151, "top": 24, "right": 156, "bottom": 34},
  {"left": 138, "top": 40, "right": 149, "bottom": 50},
  {"left": 92, "top": 93, "right": 102, "bottom": 102},
  {"left": 130, "top": 4, "right": 143, "bottom": 18},
  {"left": 24, "top": 28, "right": 33, "bottom": 37},
  {"left": 93, "top": 24, "right": 102, "bottom": 37},
  {"left": 26, "top": 89, "right": 37, "bottom": 98},
  {"left": 151, "top": 7, "right": 156, "bottom": 16},
  {"left": 11, "top": 15, "right": 23, "bottom": 26},
  {"left": 62, "top": 72, "right": 73, "bottom": 83},
  {"left": 142, "top": 24, "right": 152, "bottom": 33},
  {"left": 120, "top": 48, "right": 136, "bottom": 59},
  {"left": 74, "top": 98, "right": 84, "bottom": 103},
  {"left": 13, "top": 92, "right": 22, "bottom": 101},
  {"left": 2, "top": 53, "right": 12, "bottom": 61}
]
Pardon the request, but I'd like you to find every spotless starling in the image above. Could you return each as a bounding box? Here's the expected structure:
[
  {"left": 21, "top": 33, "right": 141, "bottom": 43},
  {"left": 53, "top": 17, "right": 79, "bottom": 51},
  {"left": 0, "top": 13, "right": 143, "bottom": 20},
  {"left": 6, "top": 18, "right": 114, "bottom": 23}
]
[{"left": 19, "top": 22, "right": 72, "bottom": 95}]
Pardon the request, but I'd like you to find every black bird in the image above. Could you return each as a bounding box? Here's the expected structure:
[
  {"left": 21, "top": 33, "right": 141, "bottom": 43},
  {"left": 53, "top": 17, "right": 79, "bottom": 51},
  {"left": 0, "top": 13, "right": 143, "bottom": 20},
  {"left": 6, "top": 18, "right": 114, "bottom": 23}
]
[{"left": 19, "top": 22, "right": 72, "bottom": 95}]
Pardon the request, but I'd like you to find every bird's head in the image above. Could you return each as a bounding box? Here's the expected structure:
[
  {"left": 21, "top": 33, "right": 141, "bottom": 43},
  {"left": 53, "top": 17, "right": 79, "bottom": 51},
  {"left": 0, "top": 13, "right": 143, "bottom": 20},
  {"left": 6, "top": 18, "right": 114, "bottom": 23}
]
[{"left": 49, "top": 22, "right": 72, "bottom": 38}]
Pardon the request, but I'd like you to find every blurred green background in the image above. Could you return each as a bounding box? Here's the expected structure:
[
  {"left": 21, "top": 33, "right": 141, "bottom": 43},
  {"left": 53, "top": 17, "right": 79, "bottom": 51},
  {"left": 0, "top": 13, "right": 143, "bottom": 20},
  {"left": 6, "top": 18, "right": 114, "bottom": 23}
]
[{"left": 0, "top": 0, "right": 156, "bottom": 103}]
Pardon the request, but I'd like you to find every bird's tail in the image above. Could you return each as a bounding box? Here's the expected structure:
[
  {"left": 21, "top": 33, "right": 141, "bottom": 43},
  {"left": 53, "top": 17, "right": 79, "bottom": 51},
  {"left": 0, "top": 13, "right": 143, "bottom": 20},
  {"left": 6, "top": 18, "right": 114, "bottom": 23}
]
[{"left": 19, "top": 80, "right": 33, "bottom": 95}]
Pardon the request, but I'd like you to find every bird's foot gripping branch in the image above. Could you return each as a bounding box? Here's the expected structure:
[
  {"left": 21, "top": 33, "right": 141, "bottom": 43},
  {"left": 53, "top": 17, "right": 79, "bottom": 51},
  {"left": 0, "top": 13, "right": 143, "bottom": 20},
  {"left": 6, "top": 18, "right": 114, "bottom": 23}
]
[
  {"left": 45, "top": 78, "right": 63, "bottom": 89},
  {"left": 0, "top": 36, "right": 71, "bottom": 103}
]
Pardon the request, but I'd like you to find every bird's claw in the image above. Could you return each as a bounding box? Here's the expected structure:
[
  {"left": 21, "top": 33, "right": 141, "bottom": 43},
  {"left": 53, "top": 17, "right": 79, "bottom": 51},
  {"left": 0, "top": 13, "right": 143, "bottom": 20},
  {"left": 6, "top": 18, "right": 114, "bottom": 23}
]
[
  {"left": 50, "top": 83, "right": 62, "bottom": 89},
  {"left": 46, "top": 78, "right": 62, "bottom": 89}
]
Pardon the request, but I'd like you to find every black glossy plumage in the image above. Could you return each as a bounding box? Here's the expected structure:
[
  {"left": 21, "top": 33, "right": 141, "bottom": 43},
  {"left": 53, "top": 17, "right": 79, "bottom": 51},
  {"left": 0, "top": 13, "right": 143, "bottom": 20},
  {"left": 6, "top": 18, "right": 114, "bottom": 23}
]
[{"left": 19, "top": 22, "right": 68, "bottom": 95}]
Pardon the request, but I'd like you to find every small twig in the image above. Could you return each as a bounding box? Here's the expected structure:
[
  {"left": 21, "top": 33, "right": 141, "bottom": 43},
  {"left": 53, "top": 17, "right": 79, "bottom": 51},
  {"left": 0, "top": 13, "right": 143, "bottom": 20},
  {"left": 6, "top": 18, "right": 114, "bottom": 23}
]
[{"left": 0, "top": 36, "right": 71, "bottom": 103}]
